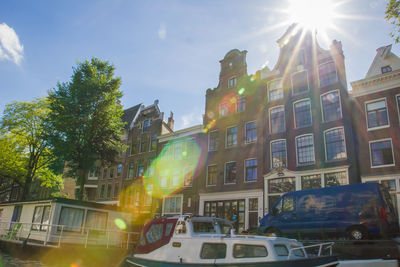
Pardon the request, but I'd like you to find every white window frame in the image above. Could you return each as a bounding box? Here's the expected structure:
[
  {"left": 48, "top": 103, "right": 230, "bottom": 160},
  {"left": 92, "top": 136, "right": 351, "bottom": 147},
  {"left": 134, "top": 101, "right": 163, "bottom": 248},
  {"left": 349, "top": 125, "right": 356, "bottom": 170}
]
[
  {"left": 228, "top": 76, "right": 237, "bottom": 88},
  {"left": 291, "top": 69, "right": 309, "bottom": 96},
  {"left": 369, "top": 138, "right": 395, "bottom": 168},
  {"left": 293, "top": 98, "right": 312, "bottom": 129},
  {"left": 245, "top": 121, "right": 257, "bottom": 144},
  {"left": 162, "top": 195, "right": 183, "bottom": 216},
  {"left": 225, "top": 125, "right": 238, "bottom": 148},
  {"left": 365, "top": 97, "right": 390, "bottom": 131},
  {"left": 237, "top": 96, "right": 246, "bottom": 112},
  {"left": 270, "top": 139, "right": 287, "bottom": 169},
  {"left": 224, "top": 161, "right": 237, "bottom": 185},
  {"left": 323, "top": 127, "right": 347, "bottom": 162},
  {"left": 396, "top": 94, "right": 400, "bottom": 125},
  {"left": 318, "top": 60, "right": 338, "bottom": 88},
  {"left": 244, "top": 158, "right": 257, "bottom": 183},
  {"left": 206, "top": 164, "right": 218, "bottom": 187},
  {"left": 208, "top": 130, "right": 219, "bottom": 151},
  {"left": 320, "top": 89, "right": 343, "bottom": 123},
  {"left": 269, "top": 105, "right": 285, "bottom": 134},
  {"left": 142, "top": 119, "right": 151, "bottom": 132},
  {"left": 295, "top": 134, "right": 315, "bottom": 166},
  {"left": 267, "top": 78, "right": 283, "bottom": 101}
]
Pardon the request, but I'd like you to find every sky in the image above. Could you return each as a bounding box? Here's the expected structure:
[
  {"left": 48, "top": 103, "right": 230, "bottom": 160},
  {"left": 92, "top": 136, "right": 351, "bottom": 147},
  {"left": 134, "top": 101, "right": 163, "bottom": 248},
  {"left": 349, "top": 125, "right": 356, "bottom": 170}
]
[{"left": 0, "top": 0, "right": 398, "bottom": 130}]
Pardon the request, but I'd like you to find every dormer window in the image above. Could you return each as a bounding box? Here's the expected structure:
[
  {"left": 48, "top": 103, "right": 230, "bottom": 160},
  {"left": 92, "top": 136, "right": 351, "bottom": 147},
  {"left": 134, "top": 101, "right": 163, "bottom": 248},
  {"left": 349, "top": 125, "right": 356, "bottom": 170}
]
[
  {"left": 228, "top": 77, "right": 237, "bottom": 88},
  {"left": 381, "top": 65, "right": 392, "bottom": 74}
]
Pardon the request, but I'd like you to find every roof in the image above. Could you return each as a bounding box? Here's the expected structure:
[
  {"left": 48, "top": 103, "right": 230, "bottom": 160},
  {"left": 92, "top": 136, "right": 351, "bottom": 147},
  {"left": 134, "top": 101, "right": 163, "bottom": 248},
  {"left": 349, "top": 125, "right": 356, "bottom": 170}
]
[
  {"left": 365, "top": 45, "right": 400, "bottom": 78},
  {"left": 121, "top": 104, "right": 142, "bottom": 130}
]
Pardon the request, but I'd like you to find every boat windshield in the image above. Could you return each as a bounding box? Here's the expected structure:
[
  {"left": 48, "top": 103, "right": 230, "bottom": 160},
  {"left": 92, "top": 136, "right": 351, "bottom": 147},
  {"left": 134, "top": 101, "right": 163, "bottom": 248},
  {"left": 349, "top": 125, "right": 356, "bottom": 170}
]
[{"left": 192, "top": 222, "right": 216, "bottom": 233}]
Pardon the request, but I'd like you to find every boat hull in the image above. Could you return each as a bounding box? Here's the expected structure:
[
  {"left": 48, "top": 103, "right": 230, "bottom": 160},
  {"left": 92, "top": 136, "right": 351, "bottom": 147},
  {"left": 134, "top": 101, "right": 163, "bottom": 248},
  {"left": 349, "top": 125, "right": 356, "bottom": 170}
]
[{"left": 121, "top": 255, "right": 339, "bottom": 267}]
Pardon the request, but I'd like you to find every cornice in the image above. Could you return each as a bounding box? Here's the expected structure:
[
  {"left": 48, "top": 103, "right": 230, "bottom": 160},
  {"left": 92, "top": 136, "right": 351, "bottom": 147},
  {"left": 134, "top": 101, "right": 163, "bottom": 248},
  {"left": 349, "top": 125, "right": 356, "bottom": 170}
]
[{"left": 350, "top": 69, "right": 400, "bottom": 97}]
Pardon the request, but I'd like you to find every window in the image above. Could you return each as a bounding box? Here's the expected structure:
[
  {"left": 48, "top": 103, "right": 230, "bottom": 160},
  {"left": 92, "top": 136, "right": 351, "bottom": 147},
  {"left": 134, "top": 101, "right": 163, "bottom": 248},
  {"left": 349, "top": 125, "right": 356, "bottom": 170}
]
[
  {"left": 207, "top": 165, "right": 217, "bottom": 186},
  {"left": 292, "top": 71, "right": 309, "bottom": 95},
  {"left": 370, "top": 139, "right": 394, "bottom": 167},
  {"left": 325, "top": 128, "right": 346, "bottom": 161},
  {"left": 245, "top": 159, "right": 257, "bottom": 182},
  {"left": 268, "top": 177, "right": 295, "bottom": 194},
  {"left": 270, "top": 106, "right": 285, "bottom": 134},
  {"left": 237, "top": 97, "right": 246, "bottom": 112},
  {"left": 268, "top": 79, "right": 283, "bottom": 101},
  {"left": 201, "top": 243, "right": 226, "bottom": 259},
  {"left": 319, "top": 61, "right": 337, "bottom": 87},
  {"left": 225, "top": 162, "right": 237, "bottom": 184},
  {"left": 113, "top": 183, "right": 119, "bottom": 198},
  {"left": 248, "top": 198, "right": 259, "bottom": 230},
  {"left": 137, "top": 161, "right": 145, "bottom": 177},
  {"left": 32, "top": 206, "right": 51, "bottom": 231},
  {"left": 245, "top": 122, "right": 257, "bottom": 143},
  {"left": 208, "top": 131, "right": 219, "bottom": 151},
  {"left": 109, "top": 168, "right": 114, "bottom": 178},
  {"left": 160, "top": 171, "right": 168, "bottom": 188},
  {"left": 106, "top": 184, "right": 112, "bottom": 199},
  {"left": 294, "top": 99, "right": 312, "bottom": 128},
  {"left": 296, "top": 135, "right": 315, "bottom": 165},
  {"left": 163, "top": 196, "right": 182, "bottom": 215},
  {"left": 130, "top": 142, "right": 136, "bottom": 155},
  {"left": 140, "top": 138, "right": 148, "bottom": 153},
  {"left": 128, "top": 163, "right": 135, "bottom": 179},
  {"left": 321, "top": 91, "right": 342, "bottom": 122},
  {"left": 228, "top": 77, "right": 237, "bottom": 88},
  {"left": 381, "top": 65, "right": 392, "bottom": 74},
  {"left": 99, "top": 184, "right": 105, "bottom": 198},
  {"left": 274, "top": 245, "right": 289, "bottom": 256},
  {"left": 271, "top": 140, "right": 287, "bottom": 168},
  {"left": 325, "top": 171, "right": 347, "bottom": 186},
  {"left": 366, "top": 99, "right": 389, "bottom": 129},
  {"left": 142, "top": 119, "right": 151, "bottom": 132},
  {"left": 85, "top": 210, "right": 107, "bottom": 230},
  {"left": 233, "top": 244, "right": 268, "bottom": 258},
  {"left": 58, "top": 207, "right": 84, "bottom": 232},
  {"left": 172, "top": 169, "right": 180, "bottom": 187},
  {"left": 226, "top": 126, "right": 237, "bottom": 147},
  {"left": 301, "top": 174, "right": 321, "bottom": 190},
  {"left": 146, "top": 224, "right": 163, "bottom": 243},
  {"left": 117, "top": 163, "right": 123, "bottom": 176},
  {"left": 88, "top": 167, "right": 99, "bottom": 178},
  {"left": 150, "top": 134, "right": 157, "bottom": 151},
  {"left": 219, "top": 103, "right": 228, "bottom": 117}
]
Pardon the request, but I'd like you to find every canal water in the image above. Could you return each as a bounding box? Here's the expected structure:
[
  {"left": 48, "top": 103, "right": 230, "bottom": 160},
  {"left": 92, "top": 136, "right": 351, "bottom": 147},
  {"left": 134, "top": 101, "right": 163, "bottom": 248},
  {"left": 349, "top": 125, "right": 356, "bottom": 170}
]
[{"left": 0, "top": 250, "right": 45, "bottom": 266}]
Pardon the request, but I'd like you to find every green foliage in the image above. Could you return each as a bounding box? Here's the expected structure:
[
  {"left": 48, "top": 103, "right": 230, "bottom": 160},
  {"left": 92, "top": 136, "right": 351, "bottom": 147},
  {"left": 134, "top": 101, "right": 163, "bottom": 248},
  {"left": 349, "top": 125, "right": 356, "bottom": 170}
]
[
  {"left": 386, "top": 0, "right": 400, "bottom": 43},
  {"left": 48, "top": 58, "right": 125, "bottom": 200},
  {"left": 0, "top": 136, "right": 26, "bottom": 186}
]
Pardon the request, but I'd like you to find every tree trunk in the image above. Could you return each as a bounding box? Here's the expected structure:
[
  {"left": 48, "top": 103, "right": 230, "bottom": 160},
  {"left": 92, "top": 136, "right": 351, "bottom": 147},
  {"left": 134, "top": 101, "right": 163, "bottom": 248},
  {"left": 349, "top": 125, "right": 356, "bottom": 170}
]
[
  {"left": 21, "top": 172, "right": 33, "bottom": 201},
  {"left": 77, "top": 169, "right": 86, "bottom": 201}
]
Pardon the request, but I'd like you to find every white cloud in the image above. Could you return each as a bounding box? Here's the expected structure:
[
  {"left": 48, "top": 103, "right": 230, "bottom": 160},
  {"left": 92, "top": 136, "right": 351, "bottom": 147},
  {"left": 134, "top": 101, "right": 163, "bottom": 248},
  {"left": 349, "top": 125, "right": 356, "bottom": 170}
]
[
  {"left": 179, "top": 111, "right": 202, "bottom": 130},
  {"left": 0, "top": 23, "right": 24, "bottom": 65}
]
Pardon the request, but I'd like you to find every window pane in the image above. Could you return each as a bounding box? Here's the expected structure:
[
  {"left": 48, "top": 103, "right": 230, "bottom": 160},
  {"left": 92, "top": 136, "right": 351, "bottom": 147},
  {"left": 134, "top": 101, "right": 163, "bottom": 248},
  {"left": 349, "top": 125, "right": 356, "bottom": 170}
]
[
  {"left": 268, "top": 177, "right": 295, "bottom": 193},
  {"left": 294, "top": 100, "right": 312, "bottom": 128},
  {"left": 270, "top": 107, "right": 285, "bottom": 134},
  {"left": 325, "top": 171, "right": 347, "bottom": 187},
  {"left": 301, "top": 174, "right": 321, "bottom": 190},
  {"left": 245, "top": 122, "right": 257, "bottom": 143},
  {"left": 128, "top": 163, "right": 135, "bottom": 179},
  {"left": 296, "top": 135, "right": 315, "bottom": 164},
  {"left": 325, "top": 128, "right": 346, "bottom": 161},
  {"left": 234, "top": 244, "right": 268, "bottom": 258},
  {"left": 237, "top": 97, "right": 246, "bottom": 112},
  {"left": 207, "top": 165, "right": 218, "bottom": 186},
  {"left": 85, "top": 210, "right": 107, "bottom": 230},
  {"left": 41, "top": 206, "right": 51, "bottom": 231},
  {"left": 146, "top": 224, "right": 163, "bottom": 243},
  {"left": 219, "top": 103, "right": 228, "bottom": 117},
  {"left": 32, "top": 206, "right": 43, "bottom": 230},
  {"left": 371, "top": 140, "right": 394, "bottom": 166},
  {"left": 292, "top": 71, "right": 309, "bottom": 95},
  {"left": 319, "top": 61, "right": 337, "bottom": 87},
  {"left": 271, "top": 140, "right": 287, "bottom": 168},
  {"left": 226, "top": 126, "right": 237, "bottom": 147},
  {"left": 59, "top": 207, "right": 84, "bottom": 232},
  {"left": 321, "top": 91, "right": 342, "bottom": 122},
  {"left": 225, "top": 162, "right": 237, "bottom": 184},
  {"left": 201, "top": 243, "right": 227, "bottom": 259},
  {"left": 245, "top": 159, "right": 257, "bottom": 182},
  {"left": 209, "top": 131, "right": 219, "bottom": 151},
  {"left": 269, "top": 79, "right": 283, "bottom": 101},
  {"left": 367, "top": 100, "right": 389, "bottom": 128}
]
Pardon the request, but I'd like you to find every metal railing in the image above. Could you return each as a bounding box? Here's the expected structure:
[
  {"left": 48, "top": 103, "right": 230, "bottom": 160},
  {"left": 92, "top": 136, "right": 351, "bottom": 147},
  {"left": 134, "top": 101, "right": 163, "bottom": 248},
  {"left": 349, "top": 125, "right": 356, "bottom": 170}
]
[
  {"left": 288, "top": 242, "right": 334, "bottom": 259},
  {"left": 0, "top": 221, "right": 139, "bottom": 249}
]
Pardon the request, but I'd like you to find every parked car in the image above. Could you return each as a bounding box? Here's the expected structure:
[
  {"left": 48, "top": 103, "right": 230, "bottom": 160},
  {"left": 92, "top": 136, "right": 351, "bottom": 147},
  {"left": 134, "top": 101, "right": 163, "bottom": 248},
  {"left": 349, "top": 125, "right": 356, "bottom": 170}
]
[{"left": 259, "top": 183, "right": 399, "bottom": 240}]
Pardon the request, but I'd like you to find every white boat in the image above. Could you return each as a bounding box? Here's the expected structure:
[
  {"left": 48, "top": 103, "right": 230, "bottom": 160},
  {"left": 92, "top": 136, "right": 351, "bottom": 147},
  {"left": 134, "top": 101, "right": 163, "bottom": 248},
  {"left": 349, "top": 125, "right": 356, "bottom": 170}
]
[{"left": 121, "top": 215, "right": 338, "bottom": 266}]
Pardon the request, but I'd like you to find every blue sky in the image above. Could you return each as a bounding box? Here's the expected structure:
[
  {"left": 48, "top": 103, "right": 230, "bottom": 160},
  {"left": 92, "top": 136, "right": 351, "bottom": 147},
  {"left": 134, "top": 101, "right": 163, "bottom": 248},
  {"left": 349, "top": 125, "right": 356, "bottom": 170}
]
[{"left": 0, "top": 0, "right": 398, "bottom": 130}]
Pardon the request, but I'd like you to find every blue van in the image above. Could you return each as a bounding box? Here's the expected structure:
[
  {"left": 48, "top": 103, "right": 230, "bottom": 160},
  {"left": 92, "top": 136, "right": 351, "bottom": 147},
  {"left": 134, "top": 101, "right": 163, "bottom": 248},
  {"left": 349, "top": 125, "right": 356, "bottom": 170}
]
[{"left": 259, "top": 183, "right": 399, "bottom": 239}]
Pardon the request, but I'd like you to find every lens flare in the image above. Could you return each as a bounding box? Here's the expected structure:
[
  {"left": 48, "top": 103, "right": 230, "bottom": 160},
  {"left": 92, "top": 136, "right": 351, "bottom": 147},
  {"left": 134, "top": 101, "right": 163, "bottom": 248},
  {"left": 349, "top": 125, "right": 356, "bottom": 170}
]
[
  {"left": 114, "top": 218, "right": 127, "bottom": 230},
  {"left": 238, "top": 88, "right": 245, "bottom": 95}
]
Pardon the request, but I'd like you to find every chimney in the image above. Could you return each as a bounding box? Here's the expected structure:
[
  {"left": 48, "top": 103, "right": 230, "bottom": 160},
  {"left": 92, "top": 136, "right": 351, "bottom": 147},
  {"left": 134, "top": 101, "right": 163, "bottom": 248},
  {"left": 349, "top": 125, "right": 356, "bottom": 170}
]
[{"left": 167, "top": 111, "right": 174, "bottom": 130}]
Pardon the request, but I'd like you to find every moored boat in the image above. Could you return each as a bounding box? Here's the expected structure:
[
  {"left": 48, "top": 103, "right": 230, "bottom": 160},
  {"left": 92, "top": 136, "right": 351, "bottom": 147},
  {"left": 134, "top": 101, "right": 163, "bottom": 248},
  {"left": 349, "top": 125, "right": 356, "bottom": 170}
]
[{"left": 121, "top": 215, "right": 338, "bottom": 266}]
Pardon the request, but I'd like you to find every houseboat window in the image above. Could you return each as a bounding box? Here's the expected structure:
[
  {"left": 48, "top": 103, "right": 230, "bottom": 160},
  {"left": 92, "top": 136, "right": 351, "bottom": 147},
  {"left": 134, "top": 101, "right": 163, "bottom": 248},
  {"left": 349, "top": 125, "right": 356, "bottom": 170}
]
[
  {"left": 165, "top": 222, "right": 175, "bottom": 236},
  {"left": 233, "top": 244, "right": 268, "bottom": 258},
  {"left": 192, "top": 222, "right": 216, "bottom": 233},
  {"left": 274, "top": 244, "right": 289, "bottom": 256},
  {"left": 32, "top": 205, "right": 51, "bottom": 231},
  {"left": 85, "top": 210, "right": 107, "bottom": 230},
  {"left": 58, "top": 207, "right": 84, "bottom": 232},
  {"left": 200, "top": 243, "right": 226, "bottom": 259},
  {"left": 146, "top": 223, "right": 163, "bottom": 243}
]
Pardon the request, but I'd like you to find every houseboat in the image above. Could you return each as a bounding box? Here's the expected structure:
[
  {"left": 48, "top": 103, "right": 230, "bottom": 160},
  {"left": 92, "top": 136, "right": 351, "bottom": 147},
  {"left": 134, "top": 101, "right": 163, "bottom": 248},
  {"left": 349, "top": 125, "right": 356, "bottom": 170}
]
[{"left": 121, "top": 215, "right": 338, "bottom": 266}]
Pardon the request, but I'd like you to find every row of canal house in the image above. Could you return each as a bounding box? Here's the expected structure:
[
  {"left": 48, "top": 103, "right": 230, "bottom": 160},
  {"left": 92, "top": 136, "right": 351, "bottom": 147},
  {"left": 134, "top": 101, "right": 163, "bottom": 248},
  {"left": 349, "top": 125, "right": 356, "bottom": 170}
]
[{"left": 83, "top": 25, "right": 400, "bottom": 232}]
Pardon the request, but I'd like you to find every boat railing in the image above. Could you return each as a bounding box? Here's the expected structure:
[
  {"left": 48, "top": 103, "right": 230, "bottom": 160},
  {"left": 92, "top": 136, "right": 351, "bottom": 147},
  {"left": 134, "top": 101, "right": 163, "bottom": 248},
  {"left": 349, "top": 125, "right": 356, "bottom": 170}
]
[
  {"left": 0, "top": 221, "right": 139, "bottom": 249},
  {"left": 288, "top": 242, "right": 334, "bottom": 259}
]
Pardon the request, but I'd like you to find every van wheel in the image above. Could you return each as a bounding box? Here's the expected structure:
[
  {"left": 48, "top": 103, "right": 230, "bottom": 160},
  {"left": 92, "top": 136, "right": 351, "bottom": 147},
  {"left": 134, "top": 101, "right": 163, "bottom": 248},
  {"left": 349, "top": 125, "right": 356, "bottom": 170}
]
[
  {"left": 348, "top": 226, "right": 367, "bottom": 240},
  {"left": 265, "top": 227, "right": 281, "bottom": 237}
]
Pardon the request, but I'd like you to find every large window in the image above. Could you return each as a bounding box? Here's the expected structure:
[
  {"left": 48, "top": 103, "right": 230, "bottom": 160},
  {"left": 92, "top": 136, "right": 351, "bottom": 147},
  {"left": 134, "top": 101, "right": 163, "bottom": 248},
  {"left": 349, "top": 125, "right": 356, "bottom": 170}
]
[
  {"left": 270, "top": 106, "right": 285, "bottom": 134},
  {"left": 219, "top": 103, "right": 228, "bottom": 117},
  {"left": 325, "top": 128, "right": 346, "bottom": 161},
  {"left": 142, "top": 119, "right": 151, "bottom": 132},
  {"left": 370, "top": 139, "right": 394, "bottom": 167},
  {"left": 245, "top": 122, "right": 257, "bottom": 143},
  {"left": 58, "top": 207, "right": 84, "bottom": 232},
  {"left": 294, "top": 99, "right": 312, "bottom": 128},
  {"left": 207, "top": 165, "right": 217, "bottom": 186},
  {"left": 268, "top": 79, "right": 283, "bottom": 101},
  {"left": 296, "top": 135, "right": 315, "bottom": 165},
  {"left": 225, "top": 162, "right": 237, "bottom": 184},
  {"left": 208, "top": 131, "right": 219, "bottom": 151},
  {"left": 319, "top": 61, "right": 337, "bottom": 87},
  {"left": 366, "top": 99, "right": 389, "bottom": 129},
  {"left": 237, "top": 97, "right": 246, "bottom": 112},
  {"left": 32, "top": 206, "right": 51, "bottom": 231},
  {"left": 226, "top": 126, "right": 237, "bottom": 147},
  {"left": 268, "top": 177, "right": 295, "bottom": 211},
  {"left": 163, "top": 196, "right": 182, "bottom": 215},
  {"left": 301, "top": 174, "right": 321, "bottom": 190},
  {"left": 321, "top": 91, "right": 342, "bottom": 122},
  {"left": 292, "top": 71, "right": 309, "bottom": 95},
  {"left": 245, "top": 159, "right": 257, "bottom": 182},
  {"left": 325, "top": 171, "right": 347, "bottom": 186},
  {"left": 271, "top": 140, "right": 287, "bottom": 168},
  {"left": 85, "top": 210, "right": 107, "bottom": 230},
  {"left": 128, "top": 163, "right": 135, "bottom": 179}
]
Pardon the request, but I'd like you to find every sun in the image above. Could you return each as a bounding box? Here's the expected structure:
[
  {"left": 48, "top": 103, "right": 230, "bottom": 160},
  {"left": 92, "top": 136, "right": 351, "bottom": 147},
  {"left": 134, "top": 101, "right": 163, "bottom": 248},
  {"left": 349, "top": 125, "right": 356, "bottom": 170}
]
[{"left": 287, "top": 0, "right": 337, "bottom": 34}]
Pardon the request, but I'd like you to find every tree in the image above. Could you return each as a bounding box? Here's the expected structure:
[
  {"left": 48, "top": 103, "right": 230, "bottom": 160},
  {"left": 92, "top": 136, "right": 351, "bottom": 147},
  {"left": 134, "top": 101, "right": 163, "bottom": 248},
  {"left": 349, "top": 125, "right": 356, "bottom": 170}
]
[
  {"left": 0, "top": 99, "right": 60, "bottom": 200},
  {"left": 386, "top": 0, "right": 400, "bottom": 43},
  {"left": 48, "top": 58, "right": 125, "bottom": 200}
]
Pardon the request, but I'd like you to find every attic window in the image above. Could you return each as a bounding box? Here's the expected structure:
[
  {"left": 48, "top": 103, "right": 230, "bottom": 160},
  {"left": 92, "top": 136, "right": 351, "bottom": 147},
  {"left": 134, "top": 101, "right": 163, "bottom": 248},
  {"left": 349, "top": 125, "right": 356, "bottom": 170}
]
[
  {"left": 381, "top": 65, "right": 392, "bottom": 74},
  {"left": 228, "top": 77, "right": 237, "bottom": 88}
]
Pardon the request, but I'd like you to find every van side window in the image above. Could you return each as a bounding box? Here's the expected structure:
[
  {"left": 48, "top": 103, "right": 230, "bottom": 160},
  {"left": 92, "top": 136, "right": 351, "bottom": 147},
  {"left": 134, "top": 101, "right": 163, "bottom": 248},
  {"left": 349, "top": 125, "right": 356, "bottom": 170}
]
[{"left": 283, "top": 195, "right": 294, "bottom": 212}]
